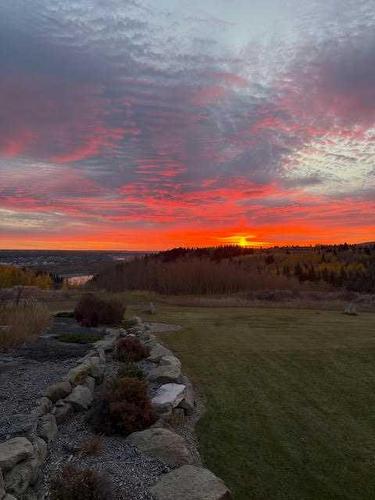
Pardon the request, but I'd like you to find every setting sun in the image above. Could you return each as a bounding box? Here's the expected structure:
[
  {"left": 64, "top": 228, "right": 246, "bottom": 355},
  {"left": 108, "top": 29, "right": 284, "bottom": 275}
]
[{"left": 219, "top": 235, "right": 269, "bottom": 248}]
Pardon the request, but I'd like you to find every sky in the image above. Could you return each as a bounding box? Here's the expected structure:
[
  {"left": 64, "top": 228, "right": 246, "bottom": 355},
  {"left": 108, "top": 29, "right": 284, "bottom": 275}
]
[{"left": 0, "top": 0, "right": 374, "bottom": 250}]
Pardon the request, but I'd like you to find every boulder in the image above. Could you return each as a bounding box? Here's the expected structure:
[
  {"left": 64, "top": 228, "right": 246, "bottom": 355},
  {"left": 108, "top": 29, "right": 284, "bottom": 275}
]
[
  {"left": 32, "top": 397, "right": 53, "bottom": 417},
  {"left": 45, "top": 381, "right": 72, "bottom": 403},
  {"left": 67, "top": 363, "right": 90, "bottom": 385},
  {"left": 150, "top": 465, "right": 232, "bottom": 500},
  {"left": 178, "top": 376, "right": 195, "bottom": 415},
  {"left": 148, "top": 302, "right": 156, "bottom": 315},
  {"left": 3, "top": 438, "right": 45, "bottom": 496},
  {"left": 159, "top": 355, "right": 181, "bottom": 368},
  {"left": 96, "top": 347, "right": 106, "bottom": 363},
  {"left": 93, "top": 338, "right": 115, "bottom": 352},
  {"left": 78, "top": 349, "right": 96, "bottom": 362},
  {"left": 65, "top": 385, "right": 93, "bottom": 410},
  {"left": 37, "top": 414, "right": 57, "bottom": 444},
  {"left": 127, "top": 428, "right": 193, "bottom": 467},
  {"left": 4, "top": 459, "right": 33, "bottom": 496},
  {"left": 130, "top": 316, "right": 142, "bottom": 325},
  {"left": 105, "top": 328, "right": 122, "bottom": 339},
  {"left": 0, "top": 437, "right": 33, "bottom": 471},
  {"left": 141, "top": 333, "right": 157, "bottom": 344},
  {"left": 0, "top": 414, "right": 38, "bottom": 441},
  {"left": 148, "top": 344, "right": 173, "bottom": 363},
  {"left": 85, "top": 357, "right": 105, "bottom": 383},
  {"left": 31, "top": 436, "right": 47, "bottom": 469},
  {"left": 0, "top": 469, "right": 5, "bottom": 499},
  {"left": 67, "top": 356, "right": 104, "bottom": 385},
  {"left": 52, "top": 401, "right": 74, "bottom": 424},
  {"left": 344, "top": 303, "right": 358, "bottom": 316},
  {"left": 152, "top": 384, "right": 186, "bottom": 414},
  {"left": 83, "top": 376, "right": 96, "bottom": 394},
  {"left": 149, "top": 362, "right": 182, "bottom": 384}
]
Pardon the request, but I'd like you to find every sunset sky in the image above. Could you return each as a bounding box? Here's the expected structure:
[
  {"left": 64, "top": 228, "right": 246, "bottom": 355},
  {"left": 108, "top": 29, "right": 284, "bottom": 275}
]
[{"left": 0, "top": 0, "right": 374, "bottom": 250}]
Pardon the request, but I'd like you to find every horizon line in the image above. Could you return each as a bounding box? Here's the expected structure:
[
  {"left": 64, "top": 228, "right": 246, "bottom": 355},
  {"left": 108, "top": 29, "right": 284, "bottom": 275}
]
[{"left": 0, "top": 241, "right": 374, "bottom": 253}]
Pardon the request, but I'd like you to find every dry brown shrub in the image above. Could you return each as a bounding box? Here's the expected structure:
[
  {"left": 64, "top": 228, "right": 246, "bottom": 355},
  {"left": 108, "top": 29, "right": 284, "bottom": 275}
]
[
  {"left": 115, "top": 337, "right": 150, "bottom": 362},
  {"left": 0, "top": 300, "right": 51, "bottom": 347},
  {"left": 50, "top": 465, "right": 113, "bottom": 500},
  {"left": 78, "top": 435, "right": 104, "bottom": 456},
  {"left": 74, "top": 293, "right": 125, "bottom": 327},
  {"left": 89, "top": 377, "right": 156, "bottom": 436}
]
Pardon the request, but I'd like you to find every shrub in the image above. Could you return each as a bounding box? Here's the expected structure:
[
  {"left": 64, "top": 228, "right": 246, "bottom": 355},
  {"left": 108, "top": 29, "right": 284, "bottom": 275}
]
[
  {"left": 0, "top": 301, "right": 51, "bottom": 347},
  {"left": 118, "top": 362, "right": 145, "bottom": 380},
  {"left": 78, "top": 435, "right": 104, "bottom": 456},
  {"left": 89, "top": 377, "right": 156, "bottom": 436},
  {"left": 58, "top": 332, "right": 103, "bottom": 344},
  {"left": 74, "top": 294, "right": 125, "bottom": 327},
  {"left": 49, "top": 465, "right": 113, "bottom": 500},
  {"left": 115, "top": 337, "right": 150, "bottom": 362}
]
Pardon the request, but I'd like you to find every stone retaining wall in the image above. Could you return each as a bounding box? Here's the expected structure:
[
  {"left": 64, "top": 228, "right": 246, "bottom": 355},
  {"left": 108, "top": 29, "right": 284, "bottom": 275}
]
[{"left": 0, "top": 320, "right": 231, "bottom": 500}]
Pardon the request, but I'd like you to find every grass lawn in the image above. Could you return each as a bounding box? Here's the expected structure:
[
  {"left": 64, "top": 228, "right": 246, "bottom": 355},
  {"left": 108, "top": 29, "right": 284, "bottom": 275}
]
[{"left": 139, "top": 303, "right": 375, "bottom": 500}]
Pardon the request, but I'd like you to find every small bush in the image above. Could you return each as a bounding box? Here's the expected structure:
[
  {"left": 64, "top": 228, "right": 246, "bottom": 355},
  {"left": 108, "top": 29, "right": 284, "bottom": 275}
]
[
  {"left": 74, "top": 294, "right": 125, "bottom": 327},
  {"left": 118, "top": 362, "right": 145, "bottom": 380},
  {"left": 78, "top": 435, "right": 104, "bottom": 456},
  {"left": 0, "top": 301, "right": 51, "bottom": 347},
  {"left": 58, "top": 332, "right": 103, "bottom": 344},
  {"left": 50, "top": 465, "right": 113, "bottom": 500},
  {"left": 89, "top": 377, "right": 156, "bottom": 436},
  {"left": 115, "top": 337, "right": 150, "bottom": 362}
]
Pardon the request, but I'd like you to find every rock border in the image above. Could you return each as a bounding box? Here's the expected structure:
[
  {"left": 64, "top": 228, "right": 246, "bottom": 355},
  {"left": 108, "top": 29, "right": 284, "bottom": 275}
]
[{"left": 0, "top": 319, "right": 232, "bottom": 500}]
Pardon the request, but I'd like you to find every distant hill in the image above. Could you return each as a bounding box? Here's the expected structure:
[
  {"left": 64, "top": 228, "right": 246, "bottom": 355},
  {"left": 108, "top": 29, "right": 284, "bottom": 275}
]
[
  {"left": 93, "top": 243, "right": 375, "bottom": 294},
  {"left": 0, "top": 250, "right": 151, "bottom": 276}
]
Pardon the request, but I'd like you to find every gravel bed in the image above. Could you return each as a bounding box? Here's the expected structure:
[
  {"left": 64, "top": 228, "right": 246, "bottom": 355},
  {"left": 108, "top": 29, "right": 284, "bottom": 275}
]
[
  {"left": 0, "top": 356, "right": 78, "bottom": 419},
  {"left": 9, "top": 338, "right": 90, "bottom": 361},
  {"left": 36, "top": 414, "right": 169, "bottom": 500},
  {"left": 0, "top": 317, "right": 97, "bottom": 419}
]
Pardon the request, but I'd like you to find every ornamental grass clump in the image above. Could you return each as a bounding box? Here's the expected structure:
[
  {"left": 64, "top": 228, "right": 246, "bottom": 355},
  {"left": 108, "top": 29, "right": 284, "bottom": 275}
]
[{"left": 0, "top": 300, "right": 51, "bottom": 347}]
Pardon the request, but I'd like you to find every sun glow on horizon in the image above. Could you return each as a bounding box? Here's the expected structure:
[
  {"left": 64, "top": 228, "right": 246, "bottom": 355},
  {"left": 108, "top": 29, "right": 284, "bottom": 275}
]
[{"left": 218, "top": 235, "right": 269, "bottom": 248}]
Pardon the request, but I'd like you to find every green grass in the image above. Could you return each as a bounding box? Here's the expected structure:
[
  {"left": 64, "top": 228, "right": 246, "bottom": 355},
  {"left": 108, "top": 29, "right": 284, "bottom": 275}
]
[
  {"left": 144, "top": 303, "right": 375, "bottom": 500},
  {"left": 122, "top": 318, "right": 140, "bottom": 329},
  {"left": 54, "top": 311, "right": 75, "bottom": 318},
  {"left": 57, "top": 332, "right": 103, "bottom": 344},
  {"left": 117, "top": 362, "right": 146, "bottom": 380}
]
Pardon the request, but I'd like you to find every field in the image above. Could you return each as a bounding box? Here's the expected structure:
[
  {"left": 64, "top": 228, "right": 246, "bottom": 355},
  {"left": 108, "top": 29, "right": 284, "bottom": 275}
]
[{"left": 137, "top": 303, "right": 375, "bottom": 499}]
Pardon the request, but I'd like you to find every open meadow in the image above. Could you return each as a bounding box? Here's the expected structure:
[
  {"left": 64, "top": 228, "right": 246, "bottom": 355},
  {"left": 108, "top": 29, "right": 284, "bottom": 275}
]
[{"left": 127, "top": 302, "right": 375, "bottom": 500}]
